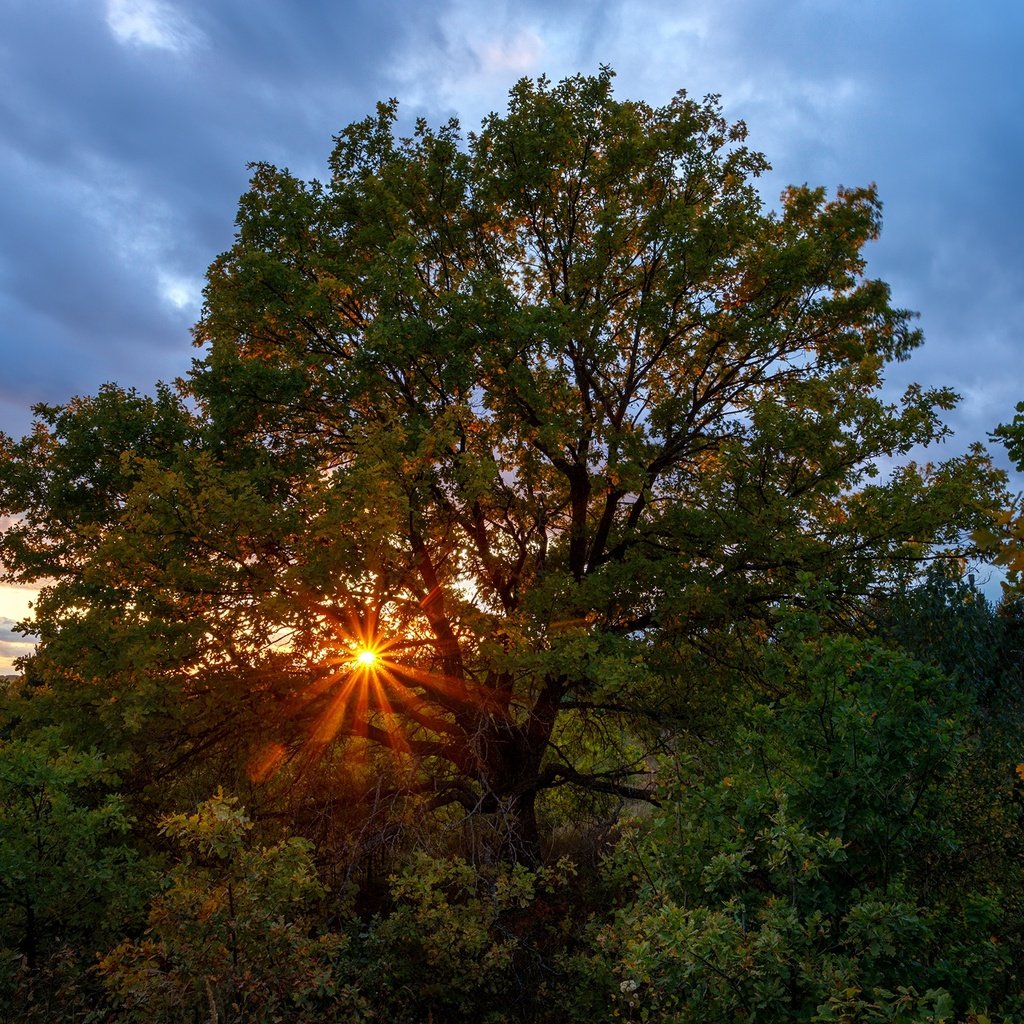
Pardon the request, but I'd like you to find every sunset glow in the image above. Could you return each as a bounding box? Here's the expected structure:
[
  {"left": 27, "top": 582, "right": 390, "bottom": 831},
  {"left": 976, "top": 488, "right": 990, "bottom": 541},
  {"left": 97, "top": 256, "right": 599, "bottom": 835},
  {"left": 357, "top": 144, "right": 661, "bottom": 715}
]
[{"left": 251, "top": 593, "right": 489, "bottom": 779}]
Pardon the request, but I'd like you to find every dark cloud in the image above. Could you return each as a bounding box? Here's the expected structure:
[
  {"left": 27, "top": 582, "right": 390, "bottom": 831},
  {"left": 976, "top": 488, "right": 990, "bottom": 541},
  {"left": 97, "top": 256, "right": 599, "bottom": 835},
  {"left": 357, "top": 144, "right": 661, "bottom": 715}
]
[
  {"left": 0, "top": 0, "right": 430, "bottom": 432},
  {"left": 0, "top": 0, "right": 1021, "bottom": 466}
]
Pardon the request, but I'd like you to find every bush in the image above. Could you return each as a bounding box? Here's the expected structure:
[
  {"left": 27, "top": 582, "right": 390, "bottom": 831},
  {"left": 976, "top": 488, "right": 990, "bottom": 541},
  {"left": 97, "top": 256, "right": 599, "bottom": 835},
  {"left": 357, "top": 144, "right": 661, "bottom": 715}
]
[
  {"left": 0, "top": 731, "right": 153, "bottom": 1018},
  {"left": 98, "top": 793, "right": 369, "bottom": 1023},
  {"left": 361, "top": 851, "right": 577, "bottom": 1023},
  {"left": 589, "top": 632, "right": 1024, "bottom": 1023}
]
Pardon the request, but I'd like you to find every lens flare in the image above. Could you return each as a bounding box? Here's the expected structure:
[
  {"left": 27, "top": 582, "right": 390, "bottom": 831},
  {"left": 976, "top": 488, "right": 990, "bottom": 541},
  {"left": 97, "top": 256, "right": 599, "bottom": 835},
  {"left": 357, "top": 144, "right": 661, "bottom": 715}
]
[{"left": 279, "top": 597, "right": 491, "bottom": 768}]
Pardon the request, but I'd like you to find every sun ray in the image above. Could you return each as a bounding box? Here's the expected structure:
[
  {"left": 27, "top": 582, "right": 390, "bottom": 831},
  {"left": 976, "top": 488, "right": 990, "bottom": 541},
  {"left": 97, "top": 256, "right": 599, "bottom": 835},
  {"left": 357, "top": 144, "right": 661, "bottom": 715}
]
[
  {"left": 247, "top": 741, "right": 287, "bottom": 783},
  {"left": 310, "top": 687, "right": 350, "bottom": 747},
  {"left": 262, "top": 585, "right": 500, "bottom": 776}
]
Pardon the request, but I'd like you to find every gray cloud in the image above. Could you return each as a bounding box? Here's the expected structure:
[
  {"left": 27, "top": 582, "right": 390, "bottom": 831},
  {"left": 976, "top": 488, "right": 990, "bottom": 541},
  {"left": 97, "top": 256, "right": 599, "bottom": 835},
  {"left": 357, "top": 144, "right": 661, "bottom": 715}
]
[
  {"left": 0, "top": 0, "right": 1021, "bottom": 470},
  {"left": 0, "top": 618, "right": 35, "bottom": 664},
  {"left": 0, "top": 0, "right": 425, "bottom": 430}
]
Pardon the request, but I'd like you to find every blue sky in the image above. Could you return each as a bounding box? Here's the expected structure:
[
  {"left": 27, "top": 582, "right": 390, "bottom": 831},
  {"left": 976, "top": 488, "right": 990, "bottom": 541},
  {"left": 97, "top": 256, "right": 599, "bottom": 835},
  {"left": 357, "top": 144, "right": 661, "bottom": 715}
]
[{"left": 1, "top": 0, "right": 1022, "bottom": 664}]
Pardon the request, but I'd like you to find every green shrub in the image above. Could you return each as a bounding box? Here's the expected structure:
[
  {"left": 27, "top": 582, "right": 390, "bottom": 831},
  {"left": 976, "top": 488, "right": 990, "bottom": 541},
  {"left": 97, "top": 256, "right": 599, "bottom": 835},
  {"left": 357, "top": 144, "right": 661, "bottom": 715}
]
[
  {"left": 589, "top": 632, "right": 1023, "bottom": 1023},
  {"left": 362, "top": 851, "right": 577, "bottom": 1023}
]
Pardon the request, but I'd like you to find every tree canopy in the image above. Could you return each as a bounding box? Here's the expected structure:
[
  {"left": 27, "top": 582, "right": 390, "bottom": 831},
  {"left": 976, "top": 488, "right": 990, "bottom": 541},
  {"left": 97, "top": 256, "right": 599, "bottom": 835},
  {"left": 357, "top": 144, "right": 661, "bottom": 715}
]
[{"left": 0, "top": 70, "right": 999, "bottom": 859}]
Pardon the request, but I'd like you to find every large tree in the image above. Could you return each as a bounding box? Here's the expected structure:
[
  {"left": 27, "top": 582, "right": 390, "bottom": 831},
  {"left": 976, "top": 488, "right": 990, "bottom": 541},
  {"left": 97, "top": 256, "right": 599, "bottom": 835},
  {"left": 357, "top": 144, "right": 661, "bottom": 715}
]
[{"left": 1, "top": 71, "right": 997, "bottom": 858}]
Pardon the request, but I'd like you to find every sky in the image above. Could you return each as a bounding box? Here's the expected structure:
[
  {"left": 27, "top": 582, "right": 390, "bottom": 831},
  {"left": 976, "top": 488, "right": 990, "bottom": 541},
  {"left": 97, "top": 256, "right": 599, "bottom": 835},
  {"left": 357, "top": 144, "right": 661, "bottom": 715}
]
[{"left": 2, "top": 0, "right": 1023, "bottom": 666}]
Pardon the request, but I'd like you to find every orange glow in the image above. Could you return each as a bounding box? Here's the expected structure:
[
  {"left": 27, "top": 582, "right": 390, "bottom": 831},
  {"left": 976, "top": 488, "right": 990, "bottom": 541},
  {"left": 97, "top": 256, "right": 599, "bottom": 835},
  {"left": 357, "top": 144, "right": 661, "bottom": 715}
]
[
  {"left": 262, "top": 592, "right": 500, "bottom": 774},
  {"left": 247, "top": 742, "right": 287, "bottom": 783}
]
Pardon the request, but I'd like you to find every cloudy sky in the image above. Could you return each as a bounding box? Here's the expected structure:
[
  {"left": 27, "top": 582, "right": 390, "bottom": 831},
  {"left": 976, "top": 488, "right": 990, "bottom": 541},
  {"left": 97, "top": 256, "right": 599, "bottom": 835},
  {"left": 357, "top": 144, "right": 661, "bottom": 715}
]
[{"left": 1, "top": 0, "right": 1022, "bottom": 665}]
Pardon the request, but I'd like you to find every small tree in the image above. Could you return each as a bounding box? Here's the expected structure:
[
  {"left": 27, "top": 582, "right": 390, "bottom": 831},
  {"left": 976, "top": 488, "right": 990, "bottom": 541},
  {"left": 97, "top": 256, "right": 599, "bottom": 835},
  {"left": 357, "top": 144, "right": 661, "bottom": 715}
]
[{"left": 984, "top": 401, "right": 1024, "bottom": 591}]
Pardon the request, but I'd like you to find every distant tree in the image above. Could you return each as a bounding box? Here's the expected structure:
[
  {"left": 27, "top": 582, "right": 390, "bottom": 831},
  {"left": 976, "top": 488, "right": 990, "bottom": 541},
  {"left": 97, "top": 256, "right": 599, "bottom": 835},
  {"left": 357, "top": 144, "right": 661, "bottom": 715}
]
[
  {"left": 984, "top": 401, "right": 1024, "bottom": 590},
  {"left": 872, "top": 562, "right": 1023, "bottom": 714},
  {"left": 0, "top": 70, "right": 999, "bottom": 859}
]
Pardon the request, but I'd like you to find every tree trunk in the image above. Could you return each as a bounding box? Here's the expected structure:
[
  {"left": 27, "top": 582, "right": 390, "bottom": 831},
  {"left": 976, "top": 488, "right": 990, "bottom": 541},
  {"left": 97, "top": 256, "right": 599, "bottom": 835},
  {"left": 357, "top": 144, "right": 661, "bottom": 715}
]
[
  {"left": 497, "top": 788, "right": 541, "bottom": 866},
  {"left": 476, "top": 696, "right": 558, "bottom": 866}
]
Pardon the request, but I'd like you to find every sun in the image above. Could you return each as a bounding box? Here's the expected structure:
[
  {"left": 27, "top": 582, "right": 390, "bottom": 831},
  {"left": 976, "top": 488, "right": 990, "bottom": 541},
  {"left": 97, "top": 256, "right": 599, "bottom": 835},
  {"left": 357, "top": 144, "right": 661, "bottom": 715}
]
[{"left": 355, "top": 648, "right": 379, "bottom": 668}]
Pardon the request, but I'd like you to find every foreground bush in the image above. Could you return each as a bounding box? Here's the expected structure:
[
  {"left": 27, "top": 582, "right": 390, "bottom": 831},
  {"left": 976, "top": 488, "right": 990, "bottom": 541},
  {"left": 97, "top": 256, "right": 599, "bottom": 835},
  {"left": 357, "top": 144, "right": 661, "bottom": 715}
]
[
  {"left": 98, "top": 794, "right": 369, "bottom": 1023},
  {"left": 98, "top": 795, "right": 578, "bottom": 1023},
  {"left": 588, "top": 633, "right": 1024, "bottom": 1023}
]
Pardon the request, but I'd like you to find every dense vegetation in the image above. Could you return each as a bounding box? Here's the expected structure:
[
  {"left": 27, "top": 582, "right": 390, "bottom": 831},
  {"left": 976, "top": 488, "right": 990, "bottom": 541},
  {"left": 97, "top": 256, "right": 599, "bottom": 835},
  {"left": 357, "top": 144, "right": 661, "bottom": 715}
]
[{"left": 2, "top": 70, "right": 1023, "bottom": 1022}]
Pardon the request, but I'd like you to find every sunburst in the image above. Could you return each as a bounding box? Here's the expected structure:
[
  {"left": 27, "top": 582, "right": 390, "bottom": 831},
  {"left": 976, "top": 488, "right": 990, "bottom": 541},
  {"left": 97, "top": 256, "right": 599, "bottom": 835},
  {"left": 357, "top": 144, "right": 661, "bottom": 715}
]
[{"left": 247, "top": 589, "right": 499, "bottom": 784}]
